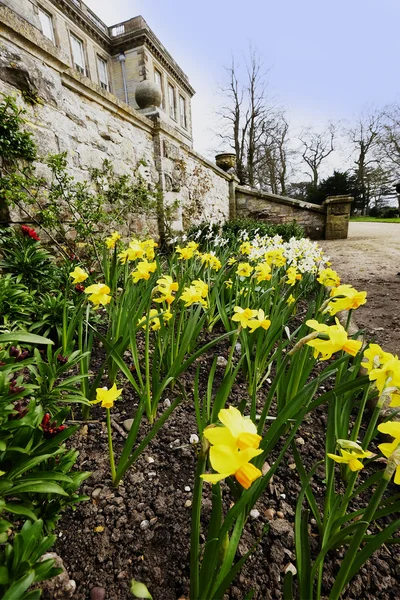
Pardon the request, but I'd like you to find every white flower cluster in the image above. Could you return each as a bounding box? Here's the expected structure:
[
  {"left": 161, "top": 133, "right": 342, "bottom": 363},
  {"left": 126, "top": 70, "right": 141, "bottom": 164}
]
[{"left": 247, "top": 235, "right": 330, "bottom": 274}]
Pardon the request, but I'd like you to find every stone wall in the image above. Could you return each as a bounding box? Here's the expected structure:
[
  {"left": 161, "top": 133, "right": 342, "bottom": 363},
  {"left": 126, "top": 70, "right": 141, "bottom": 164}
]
[{"left": 235, "top": 186, "right": 326, "bottom": 239}]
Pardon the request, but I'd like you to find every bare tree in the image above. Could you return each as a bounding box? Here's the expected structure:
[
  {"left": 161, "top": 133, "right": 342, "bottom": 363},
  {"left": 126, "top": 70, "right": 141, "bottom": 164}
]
[
  {"left": 379, "top": 104, "right": 400, "bottom": 170},
  {"left": 299, "top": 125, "right": 336, "bottom": 187},
  {"left": 255, "top": 114, "right": 291, "bottom": 194},
  {"left": 216, "top": 47, "right": 278, "bottom": 187},
  {"left": 347, "top": 109, "right": 383, "bottom": 214}
]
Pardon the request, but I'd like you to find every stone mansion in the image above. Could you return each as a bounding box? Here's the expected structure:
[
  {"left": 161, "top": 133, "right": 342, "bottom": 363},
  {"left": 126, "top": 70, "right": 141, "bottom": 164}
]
[{"left": 5, "top": 0, "right": 194, "bottom": 144}]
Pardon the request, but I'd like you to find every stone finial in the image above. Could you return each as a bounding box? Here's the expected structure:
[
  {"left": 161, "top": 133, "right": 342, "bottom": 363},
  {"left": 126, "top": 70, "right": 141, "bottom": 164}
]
[
  {"left": 215, "top": 152, "right": 236, "bottom": 172},
  {"left": 135, "top": 80, "right": 162, "bottom": 109}
]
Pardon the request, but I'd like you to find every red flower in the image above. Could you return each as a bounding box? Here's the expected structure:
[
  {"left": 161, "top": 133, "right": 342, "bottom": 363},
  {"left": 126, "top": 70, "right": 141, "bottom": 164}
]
[
  {"left": 41, "top": 413, "right": 67, "bottom": 438},
  {"left": 75, "top": 284, "right": 85, "bottom": 293},
  {"left": 21, "top": 225, "right": 40, "bottom": 241}
]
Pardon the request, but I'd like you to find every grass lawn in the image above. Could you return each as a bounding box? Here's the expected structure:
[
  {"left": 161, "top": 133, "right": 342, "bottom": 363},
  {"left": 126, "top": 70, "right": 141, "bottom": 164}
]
[{"left": 350, "top": 216, "right": 400, "bottom": 223}]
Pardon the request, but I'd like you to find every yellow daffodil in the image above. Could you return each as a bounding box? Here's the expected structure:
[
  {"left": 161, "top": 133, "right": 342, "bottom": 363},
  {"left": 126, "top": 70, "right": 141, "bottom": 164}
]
[
  {"left": 154, "top": 275, "right": 179, "bottom": 305},
  {"left": 91, "top": 384, "right": 123, "bottom": 409},
  {"left": 180, "top": 285, "right": 208, "bottom": 308},
  {"left": 176, "top": 245, "right": 196, "bottom": 260},
  {"left": 239, "top": 241, "right": 252, "bottom": 255},
  {"left": 118, "top": 240, "right": 147, "bottom": 263},
  {"left": 141, "top": 239, "right": 158, "bottom": 260},
  {"left": 69, "top": 266, "right": 88, "bottom": 284},
  {"left": 369, "top": 356, "right": 400, "bottom": 395},
  {"left": 362, "top": 344, "right": 394, "bottom": 373},
  {"left": 327, "top": 284, "right": 367, "bottom": 315},
  {"left": 305, "top": 318, "right": 362, "bottom": 360},
  {"left": 84, "top": 283, "right": 111, "bottom": 308},
  {"left": 236, "top": 262, "right": 253, "bottom": 277},
  {"left": 201, "top": 445, "right": 262, "bottom": 489},
  {"left": 327, "top": 445, "right": 372, "bottom": 471},
  {"left": 225, "top": 279, "right": 233, "bottom": 288},
  {"left": 192, "top": 279, "right": 208, "bottom": 298},
  {"left": 137, "top": 308, "right": 167, "bottom": 331},
  {"left": 200, "top": 253, "right": 222, "bottom": 271},
  {"left": 131, "top": 260, "right": 157, "bottom": 283},
  {"left": 231, "top": 306, "right": 258, "bottom": 329},
  {"left": 254, "top": 262, "right": 272, "bottom": 282},
  {"left": 201, "top": 408, "right": 262, "bottom": 490},
  {"left": 117, "top": 249, "right": 130, "bottom": 264},
  {"left": 265, "top": 250, "right": 286, "bottom": 267},
  {"left": 287, "top": 294, "right": 295, "bottom": 305},
  {"left": 286, "top": 266, "right": 302, "bottom": 286},
  {"left": 227, "top": 257, "right": 237, "bottom": 266},
  {"left": 247, "top": 309, "right": 271, "bottom": 333},
  {"left": 378, "top": 422, "right": 400, "bottom": 484},
  {"left": 203, "top": 406, "right": 262, "bottom": 451},
  {"left": 128, "top": 239, "right": 145, "bottom": 260},
  {"left": 105, "top": 231, "right": 121, "bottom": 249},
  {"left": 317, "top": 268, "right": 340, "bottom": 287}
]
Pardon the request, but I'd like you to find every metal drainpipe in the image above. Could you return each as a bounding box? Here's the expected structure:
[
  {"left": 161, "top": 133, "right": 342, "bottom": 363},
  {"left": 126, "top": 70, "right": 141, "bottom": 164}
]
[{"left": 118, "top": 53, "right": 129, "bottom": 105}]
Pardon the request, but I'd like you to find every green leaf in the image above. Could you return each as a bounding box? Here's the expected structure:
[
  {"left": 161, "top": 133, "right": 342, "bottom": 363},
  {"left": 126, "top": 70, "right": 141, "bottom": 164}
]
[
  {"left": 10, "top": 481, "right": 68, "bottom": 496},
  {"left": 0, "top": 332, "right": 53, "bottom": 345},
  {"left": 3, "top": 503, "right": 38, "bottom": 521},
  {"left": 130, "top": 579, "right": 153, "bottom": 599},
  {"left": 2, "top": 571, "right": 35, "bottom": 600},
  {"left": 283, "top": 570, "right": 293, "bottom": 600},
  {"left": 0, "top": 565, "right": 9, "bottom": 584}
]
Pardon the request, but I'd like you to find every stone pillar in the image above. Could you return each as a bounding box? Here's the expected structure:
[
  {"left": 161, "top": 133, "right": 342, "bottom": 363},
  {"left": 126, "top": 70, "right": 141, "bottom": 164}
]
[
  {"left": 323, "top": 195, "right": 353, "bottom": 240},
  {"left": 229, "top": 175, "right": 239, "bottom": 220}
]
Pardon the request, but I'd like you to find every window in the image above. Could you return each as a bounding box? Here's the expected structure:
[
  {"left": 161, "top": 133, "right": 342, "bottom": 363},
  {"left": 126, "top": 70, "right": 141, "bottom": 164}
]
[
  {"left": 154, "top": 69, "right": 164, "bottom": 108},
  {"left": 70, "top": 34, "right": 86, "bottom": 75},
  {"left": 97, "top": 56, "right": 109, "bottom": 91},
  {"left": 179, "top": 94, "right": 187, "bottom": 129},
  {"left": 168, "top": 83, "right": 176, "bottom": 120},
  {"left": 38, "top": 7, "right": 54, "bottom": 42}
]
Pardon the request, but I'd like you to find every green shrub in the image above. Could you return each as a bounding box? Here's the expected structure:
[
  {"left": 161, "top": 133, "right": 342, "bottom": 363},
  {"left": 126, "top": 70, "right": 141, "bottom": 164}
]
[
  {"left": 221, "top": 217, "right": 305, "bottom": 241},
  {"left": 0, "top": 274, "right": 35, "bottom": 330},
  {"left": 0, "top": 227, "right": 59, "bottom": 291},
  {"left": 186, "top": 218, "right": 305, "bottom": 252}
]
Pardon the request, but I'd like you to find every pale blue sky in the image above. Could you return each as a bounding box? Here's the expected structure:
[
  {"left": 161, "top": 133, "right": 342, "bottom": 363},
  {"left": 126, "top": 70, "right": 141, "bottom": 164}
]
[{"left": 86, "top": 0, "right": 400, "bottom": 168}]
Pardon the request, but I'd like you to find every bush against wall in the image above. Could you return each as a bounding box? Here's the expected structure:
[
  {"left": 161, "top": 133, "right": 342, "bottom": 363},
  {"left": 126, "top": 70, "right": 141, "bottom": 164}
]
[{"left": 0, "top": 95, "right": 159, "bottom": 261}]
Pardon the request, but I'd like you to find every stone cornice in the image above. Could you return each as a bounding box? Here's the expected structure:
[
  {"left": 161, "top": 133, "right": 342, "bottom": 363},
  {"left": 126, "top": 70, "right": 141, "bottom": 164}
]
[
  {"left": 48, "top": 1, "right": 195, "bottom": 96},
  {"left": 49, "top": 0, "right": 111, "bottom": 49},
  {"left": 111, "top": 29, "right": 195, "bottom": 97}
]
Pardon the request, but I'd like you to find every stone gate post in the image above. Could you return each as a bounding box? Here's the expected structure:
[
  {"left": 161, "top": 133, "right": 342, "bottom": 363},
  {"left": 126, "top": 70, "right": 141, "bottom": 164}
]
[{"left": 323, "top": 195, "right": 353, "bottom": 240}]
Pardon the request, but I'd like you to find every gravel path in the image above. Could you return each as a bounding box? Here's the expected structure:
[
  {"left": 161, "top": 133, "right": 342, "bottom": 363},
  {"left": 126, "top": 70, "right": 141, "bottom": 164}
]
[{"left": 319, "top": 222, "right": 400, "bottom": 355}]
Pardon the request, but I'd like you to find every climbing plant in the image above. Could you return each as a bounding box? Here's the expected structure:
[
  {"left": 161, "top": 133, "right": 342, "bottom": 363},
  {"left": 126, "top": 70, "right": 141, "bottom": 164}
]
[{"left": 0, "top": 94, "right": 159, "bottom": 262}]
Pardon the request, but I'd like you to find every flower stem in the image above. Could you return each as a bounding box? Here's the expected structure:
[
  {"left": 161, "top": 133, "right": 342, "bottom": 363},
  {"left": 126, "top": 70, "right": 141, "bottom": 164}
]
[{"left": 106, "top": 408, "right": 116, "bottom": 483}]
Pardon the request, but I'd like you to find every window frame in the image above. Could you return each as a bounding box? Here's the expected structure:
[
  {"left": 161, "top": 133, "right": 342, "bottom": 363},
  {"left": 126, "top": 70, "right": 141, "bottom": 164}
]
[
  {"left": 97, "top": 55, "right": 110, "bottom": 91},
  {"left": 69, "top": 32, "right": 87, "bottom": 76},
  {"left": 168, "top": 82, "right": 177, "bottom": 121},
  {"left": 179, "top": 94, "right": 187, "bottom": 129},
  {"left": 154, "top": 68, "right": 164, "bottom": 109},
  {"left": 38, "top": 6, "right": 55, "bottom": 42}
]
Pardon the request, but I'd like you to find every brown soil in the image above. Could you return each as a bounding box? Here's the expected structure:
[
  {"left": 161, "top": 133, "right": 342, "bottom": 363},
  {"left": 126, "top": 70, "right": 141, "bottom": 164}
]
[{"left": 319, "top": 222, "right": 400, "bottom": 355}]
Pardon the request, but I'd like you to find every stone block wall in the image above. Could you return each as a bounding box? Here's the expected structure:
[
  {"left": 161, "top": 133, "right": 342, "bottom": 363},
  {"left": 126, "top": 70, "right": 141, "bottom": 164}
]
[{"left": 235, "top": 186, "right": 327, "bottom": 239}]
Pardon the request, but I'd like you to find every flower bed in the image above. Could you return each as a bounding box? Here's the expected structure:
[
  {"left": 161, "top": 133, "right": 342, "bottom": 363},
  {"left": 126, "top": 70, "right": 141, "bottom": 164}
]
[{"left": 0, "top": 223, "right": 399, "bottom": 600}]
